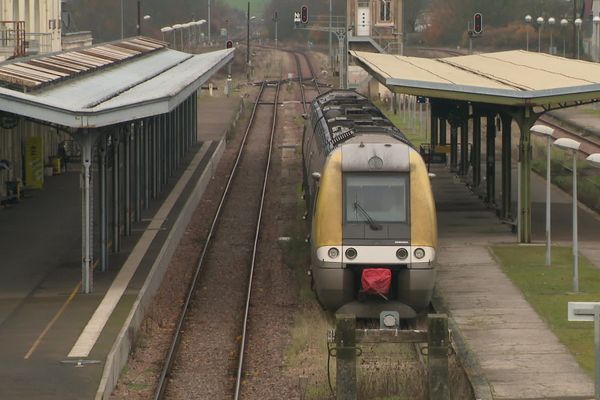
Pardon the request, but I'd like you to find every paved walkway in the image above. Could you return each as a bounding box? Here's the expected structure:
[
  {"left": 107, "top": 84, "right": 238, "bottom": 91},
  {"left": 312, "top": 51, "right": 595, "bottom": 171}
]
[{"left": 432, "top": 164, "right": 596, "bottom": 399}]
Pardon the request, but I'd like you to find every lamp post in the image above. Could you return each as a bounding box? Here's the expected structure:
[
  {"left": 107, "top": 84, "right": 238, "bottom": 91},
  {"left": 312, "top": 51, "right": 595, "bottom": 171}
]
[
  {"left": 548, "top": 17, "right": 556, "bottom": 54},
  {"left": 197, "top": 20, "right": 206, "bottom": 45},
  {"left": 531, "top": 125, "right": 555, "bottom": 267},
  {"left": 208, "top": 0, "right": 211, "bottom": 44},
  {"left": 594, "top": 16, "right": 600, "bottom": 62},
  {"left": 121, "top": 0, "right": 124, "bottom": 39},
  {"left": 575, "top": 18, "right": 583, "bottom": 59},
  {"left": 537, "top": 16, "right": 545, "bottom": 52},
  {"left": 588, "top": 154, "right": 600, "bottom": 167},
  {"left": 525, "top": 14, "right": 532, "bottom": 51},
  {"left": 160, "top": 26, "right": 173, "bottom": 43},
  {"left": 273, "top": 11, "right": 278, "bottom": 49},
  {"left": 553, "top": 137, "right": 582, "bottom": 293},
  {"left": 561, "top": 18, "right": 569, "bottom": 57},
  {"left": 172, "top": 24, "right": 183, "bottom": 50}
]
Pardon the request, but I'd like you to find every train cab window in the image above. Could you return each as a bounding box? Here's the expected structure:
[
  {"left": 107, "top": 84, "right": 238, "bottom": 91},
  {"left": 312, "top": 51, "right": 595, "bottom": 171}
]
[{"left": 344, "top": 173, "right": 407, "bottom": 223}]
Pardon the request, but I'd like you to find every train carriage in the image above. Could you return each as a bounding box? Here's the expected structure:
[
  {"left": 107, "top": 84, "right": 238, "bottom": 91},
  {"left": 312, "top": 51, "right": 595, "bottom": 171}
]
[{"left": 303, "top": 90, "right": 437, "bottom": 319}]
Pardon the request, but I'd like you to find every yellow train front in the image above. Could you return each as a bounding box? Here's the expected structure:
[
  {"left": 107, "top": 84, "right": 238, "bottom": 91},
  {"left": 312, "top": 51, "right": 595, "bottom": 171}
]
[{"left": 304, "top": 90, "right": 437, "bottom": 319}]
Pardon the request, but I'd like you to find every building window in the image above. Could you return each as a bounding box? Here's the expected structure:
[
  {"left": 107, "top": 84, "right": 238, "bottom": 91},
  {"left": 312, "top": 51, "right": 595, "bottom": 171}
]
[{"left": 379, "top": 0, "right": 392, "bottom": 22}]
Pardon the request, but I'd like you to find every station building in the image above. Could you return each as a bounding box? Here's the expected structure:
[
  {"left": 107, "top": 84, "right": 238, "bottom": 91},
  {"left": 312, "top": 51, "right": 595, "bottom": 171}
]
[{"left": 0, "top": 0, "right": 63, "bottom": 59}]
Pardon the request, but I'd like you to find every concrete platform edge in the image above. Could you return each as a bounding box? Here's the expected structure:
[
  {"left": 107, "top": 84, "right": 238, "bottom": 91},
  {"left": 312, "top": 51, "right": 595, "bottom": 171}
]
[
  {"left": 431, "top": 289, "right": 495, "bottom": 400},
  {"left": 95, "top": 138, "right": 226, "bottom": 400}
]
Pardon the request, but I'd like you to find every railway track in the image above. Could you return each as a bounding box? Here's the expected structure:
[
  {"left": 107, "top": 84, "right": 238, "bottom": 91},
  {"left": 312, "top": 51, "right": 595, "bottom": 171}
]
[
  {"left": 153, "top": 79, "right": 281, "bottom": 399},
  {"left": 152, "top": 47, "right": 322, "bottom": 400}
]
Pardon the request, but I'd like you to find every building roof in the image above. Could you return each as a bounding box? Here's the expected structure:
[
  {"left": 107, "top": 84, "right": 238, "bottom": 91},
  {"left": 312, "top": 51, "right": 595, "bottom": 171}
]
[
  {"left": 351, "top": 50, "right": 600, "bottom": 107},
  {"left": 0, "top": 38, "right": 234, "bottom": 128}
]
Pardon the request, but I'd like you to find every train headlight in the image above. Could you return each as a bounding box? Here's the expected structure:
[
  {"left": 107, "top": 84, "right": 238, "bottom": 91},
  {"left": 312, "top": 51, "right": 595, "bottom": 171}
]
[
  {"left": 345, "top": 248, "right": 357, "bottom": 260},
  {"left": 414, "top": 248, "right": 426, "bottom": 259},
  {"left": 328, "top": 247, "right": 340, "bottom": 259},
  {"left": 396, "top": 248, "right": 408, "bottom": 260}
]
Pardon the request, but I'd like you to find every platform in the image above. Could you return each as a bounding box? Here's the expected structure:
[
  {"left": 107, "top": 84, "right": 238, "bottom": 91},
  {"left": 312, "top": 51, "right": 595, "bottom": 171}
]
[
  {"left": 0, "top": 95, "right": 240, "bottom": 399},
  {"left": 432, "top": 161, "right": 597, "bottom": 399}
]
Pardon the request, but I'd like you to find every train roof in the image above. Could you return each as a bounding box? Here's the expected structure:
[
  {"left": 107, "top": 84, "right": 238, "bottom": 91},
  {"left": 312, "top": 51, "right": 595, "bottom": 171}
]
[{"left": 310, "top": 90, "right": 412, "bottom": 153}]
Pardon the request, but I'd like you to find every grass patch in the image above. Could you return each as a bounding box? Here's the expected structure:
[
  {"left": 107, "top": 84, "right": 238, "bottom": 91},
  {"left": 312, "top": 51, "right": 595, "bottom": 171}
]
[
  {"left": 530, "top": 140, "right": 600, "bottom": 214},
  {"left": 374, "top": 100, "right": 429, "bottom": 148},
  {"left": 491, "top": 245, "right": 600, "bottom": 376}
]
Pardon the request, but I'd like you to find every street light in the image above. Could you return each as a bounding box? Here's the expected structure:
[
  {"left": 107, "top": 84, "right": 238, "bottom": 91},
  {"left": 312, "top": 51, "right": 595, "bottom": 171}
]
[
  {"left": 208, "top": 0, "right": 212, "bottom": 44},
  {"left": 575, "top": 18, "right": 583, "bottom": 59},
  {"left": 548, "top": 17, "right": 556, "bottom": 54},
  {"left": 537, "top": 16, "right": 545, "bottom": 52},
  {"left": 553, "top": 137, "right": 582, "bottom": 293},
  {"left": 525, "top": 15, "right": 532, "bottom": 51},
  {"left": 531, "top": 125, "right": 555, "bottom": 267},
  {"left": 588, "top": 153, "right": 600, "bottom": 168},
  {"left": 594, "top": 16, "right": 600, "bottom": 62},
  {"left": 561, "top": 18, "right": 569, "bottom": 57}
]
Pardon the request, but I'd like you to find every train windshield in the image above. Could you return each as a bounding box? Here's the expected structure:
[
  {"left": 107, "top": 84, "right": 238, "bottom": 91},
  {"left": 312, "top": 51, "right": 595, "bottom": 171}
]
[{"left": 344, "top": 173, "right": 407, "bottom": 223}]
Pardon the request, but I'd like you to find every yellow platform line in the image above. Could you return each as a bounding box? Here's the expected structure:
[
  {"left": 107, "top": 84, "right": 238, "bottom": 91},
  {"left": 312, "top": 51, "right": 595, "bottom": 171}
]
[{"left": 24, "top": 257, "right": 102, "bottom": 360}]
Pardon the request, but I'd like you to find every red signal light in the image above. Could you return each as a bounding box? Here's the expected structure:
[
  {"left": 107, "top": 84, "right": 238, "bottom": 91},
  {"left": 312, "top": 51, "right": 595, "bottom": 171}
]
[
  {"left": 474, "top": 13, "right": 483, "bottom": 34},
  {"left": 301, "top": 5, "right": 309, "bottom": 24}
]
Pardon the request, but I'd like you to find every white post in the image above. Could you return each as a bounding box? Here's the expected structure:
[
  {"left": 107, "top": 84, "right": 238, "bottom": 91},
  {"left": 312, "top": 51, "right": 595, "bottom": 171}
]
[
  {"left": 546, "top": 138, "right": 552, "bottom": 266},
  {"left": 573, "top": 151, "right": 579, "bottom": 292}
]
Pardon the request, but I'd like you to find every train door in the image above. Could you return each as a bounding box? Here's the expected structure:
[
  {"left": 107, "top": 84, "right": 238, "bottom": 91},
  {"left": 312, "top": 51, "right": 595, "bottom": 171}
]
[{"left": 356, "top": 1, "right": 371, "bottom": 36}]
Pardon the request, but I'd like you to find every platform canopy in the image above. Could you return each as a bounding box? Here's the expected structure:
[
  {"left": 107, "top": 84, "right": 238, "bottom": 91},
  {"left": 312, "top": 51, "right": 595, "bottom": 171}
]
[
  {"left": 351, "top": 50, "right": 600, "bottom": 107},
  {"left": 0, "top": 37, "right": 234, "bottom": 128}
]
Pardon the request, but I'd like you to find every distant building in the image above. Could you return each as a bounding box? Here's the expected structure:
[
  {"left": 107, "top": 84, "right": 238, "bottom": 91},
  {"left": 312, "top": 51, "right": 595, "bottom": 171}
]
[
  {"left": 347, "top": 0, "right": 404, "bottom": 54},
  {"left": 0, "top": 0, "right": 62, "bottom": 60}
]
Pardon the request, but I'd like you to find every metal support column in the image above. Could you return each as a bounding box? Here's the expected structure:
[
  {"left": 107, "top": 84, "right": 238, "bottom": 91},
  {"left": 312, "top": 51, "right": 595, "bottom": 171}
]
[
  {"left": 517, "top": 108, "right": 535, "bottom": 243},
  {"left": 430, "top": 107, "right": 439, "bottom": 149},
  {"left": 112, "top": 132, "right": 120, "bottom": 252},
  {"left": 135, "top": 122, "right": 142, "bottom": 222},
  {"left": 152, "top": 117, "right": 158, "bottom": 200},
  {"left": 473, "top": 112, "right": 482, "bottom": 187},
  {"left": 439, "top": 119, "right": 447, "bottom": 146},
  {"left": 99, "top": 136, "right": 108, "bottom": 272},
  {"left": 460, "top": 119, "right": 469, "bottom": 175},
  {"left": 193, "top": 93, "right": 198, "bottom": 144},
  {"left": 77, "top": 130, "right": 99, "bottom": 294},
  {"left": 144, "top": 120, "right": 149, "bottom": 209},
  {"left": 501, "top": 114, "right": 513, "bottom": 220},
  {"left": 450, "top": 124, "right": 458, "bottom": 172},
  {"left": 486, "top": 114, "right": 496, "bottom": 204},
  {"left": 124, "top": 126, "right": 132, "bottom": 236}
]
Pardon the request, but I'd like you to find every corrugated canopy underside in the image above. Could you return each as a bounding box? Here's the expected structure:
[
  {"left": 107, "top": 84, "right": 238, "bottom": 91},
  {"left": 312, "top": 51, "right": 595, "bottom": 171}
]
[
  {"left": 351, "top": 50, "right": 600, "bottom": 106},
  {"left": 0, "top": 46, "right": 235, "bottom": 128}
]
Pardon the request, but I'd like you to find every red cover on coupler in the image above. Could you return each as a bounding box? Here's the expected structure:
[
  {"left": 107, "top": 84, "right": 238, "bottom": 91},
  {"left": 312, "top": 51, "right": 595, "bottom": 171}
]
[{"left": 361, "top": 268, "right": 392, "bottom": 297}]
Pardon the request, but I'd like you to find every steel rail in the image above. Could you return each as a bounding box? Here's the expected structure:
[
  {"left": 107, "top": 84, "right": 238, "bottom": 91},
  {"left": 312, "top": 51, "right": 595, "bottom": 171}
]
[
  {"left": 153, "top": 81, "right": 269, "bottom": 400},
  {"left": 300, "top": 51, "right": 322, "bottom": 95},
  {"left": 293, "top": 52, "right": 307, "bottom": 112},
  {"left": 233, "top": 80, "right": 281, "bottom": 399}
]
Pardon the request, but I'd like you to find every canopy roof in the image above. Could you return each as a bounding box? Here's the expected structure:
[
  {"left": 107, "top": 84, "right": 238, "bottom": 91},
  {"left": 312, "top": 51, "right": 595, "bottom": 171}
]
[
  {"left": 0, "top": 38, "right": 234, "bottom": 128},
  {"left": 351, "top": 50, "right": 600, "bottom": 107}
]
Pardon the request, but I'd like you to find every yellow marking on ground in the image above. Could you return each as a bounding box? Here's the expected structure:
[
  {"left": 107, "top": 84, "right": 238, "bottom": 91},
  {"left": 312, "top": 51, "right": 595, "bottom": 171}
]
[{"left": 24, "top": 258, "right": 101, "bottom": 360}]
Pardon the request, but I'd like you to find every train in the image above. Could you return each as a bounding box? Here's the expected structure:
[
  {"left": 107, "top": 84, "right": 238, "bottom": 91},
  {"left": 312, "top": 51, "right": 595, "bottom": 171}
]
[{"left": 303, "top": 90, "right": 437, "bottom": 319}]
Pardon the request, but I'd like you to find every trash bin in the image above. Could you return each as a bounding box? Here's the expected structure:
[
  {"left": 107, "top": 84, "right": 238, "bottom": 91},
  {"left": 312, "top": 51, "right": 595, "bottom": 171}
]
[{"left": 51, "top": 156, "right": 62, "bottom": 175}]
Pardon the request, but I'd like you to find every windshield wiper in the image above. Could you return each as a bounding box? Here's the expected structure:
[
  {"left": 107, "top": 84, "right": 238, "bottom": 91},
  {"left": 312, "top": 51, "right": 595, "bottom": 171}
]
[{"left": 353, "top": 201, "right": 382, "bottom": 231}]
